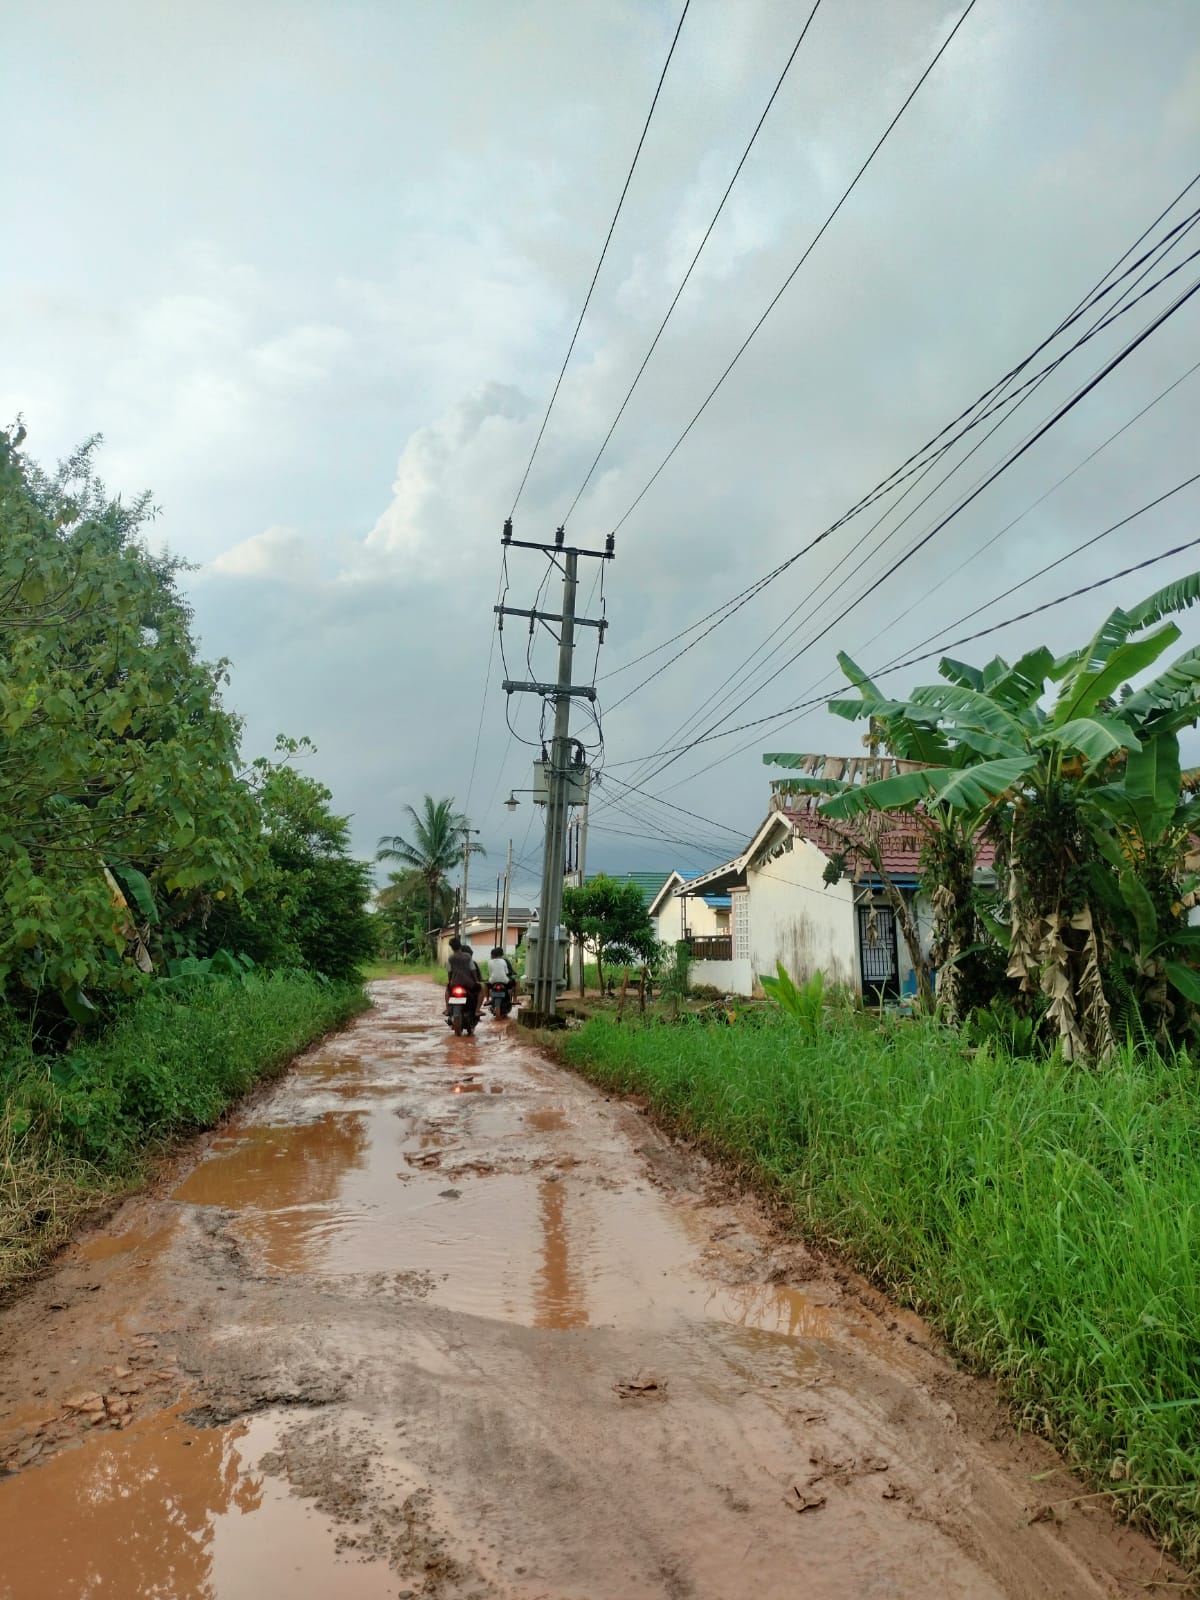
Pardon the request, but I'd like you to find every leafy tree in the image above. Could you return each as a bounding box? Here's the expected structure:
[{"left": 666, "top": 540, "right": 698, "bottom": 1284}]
[
  {"left": 0, "top": 428, "right": 259, "bottom": 1027},
  {"left": 561, "top": 875, "right": 656, "bottom": 994},
  {"left": 376, "top": 868, "right": 454, "bottom": 960},
  {"left": 376, "top": 796, "right": 467, "bottom": 957},
  {"left": 204, "top": 750, "right": 375, "bottom": 982}
]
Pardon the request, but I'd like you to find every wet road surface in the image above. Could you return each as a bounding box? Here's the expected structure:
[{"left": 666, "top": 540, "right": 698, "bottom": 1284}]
[{"left": 0, "top": 980, "right": 1186, "bottom": 1598}]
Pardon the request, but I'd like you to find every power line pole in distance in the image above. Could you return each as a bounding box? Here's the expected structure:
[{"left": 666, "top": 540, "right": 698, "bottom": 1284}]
[
  {"left": 457, "top": 826, "right": 481, "bottom": 942},
  {"left": 499, "top": 520, "right": 611, "bottom": 1018}
]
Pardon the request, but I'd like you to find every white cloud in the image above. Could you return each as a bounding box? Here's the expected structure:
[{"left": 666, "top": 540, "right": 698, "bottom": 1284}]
[{"left": 208, "top": 525, "right": 320, "bottom": 581}]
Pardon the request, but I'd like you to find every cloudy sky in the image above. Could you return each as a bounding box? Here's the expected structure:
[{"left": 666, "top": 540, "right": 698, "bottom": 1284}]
[{"left": 5, "top": 0, "right": 1199, "bottom": 903}]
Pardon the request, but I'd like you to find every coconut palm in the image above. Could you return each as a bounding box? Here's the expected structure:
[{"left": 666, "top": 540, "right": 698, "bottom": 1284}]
[{"left": 377, "top": 796, "right": 467, "bottom": 958}]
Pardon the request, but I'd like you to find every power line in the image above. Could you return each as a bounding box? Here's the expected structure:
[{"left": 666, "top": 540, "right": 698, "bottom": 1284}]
[
  {"left": 876, "top": 467, "right": 1200, "bottom": 673},
  {"left": 607, "top": 0, "right": 981, "bottom": 538},
  {"left": 885, "top": 532, "right": 1200, "bottom": 677},
  {"left": 859, "top": 353, "right": 1200, "bottom": 668},
  {"left": 599, "top": 773, "right": 746, "bottom": 840},
  {"left": 594, "top": 171, "right": 1200, "bottom": 742},
  {"left": 508, "top": 0, "right": 691, "bottom": 518},
  {"left": 606, "top": 469, "right": 1200, "bottom": 775},
  {"left": 608, "top": 210, "right": 1200, "bottom": 760},
  {"left": 561, "top": 0, "right": 825, "bottom": 526},
  {"left": 598, "top": 783, "right": 735, "bottom": 856},
  {"left": 625, "top": 268, "right": 1200, "bottom": 793}
]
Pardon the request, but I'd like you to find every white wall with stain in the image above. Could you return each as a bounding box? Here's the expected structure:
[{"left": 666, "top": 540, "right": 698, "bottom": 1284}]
[{"left": 747, "top": 836, "right": 857, "bottom": 993}]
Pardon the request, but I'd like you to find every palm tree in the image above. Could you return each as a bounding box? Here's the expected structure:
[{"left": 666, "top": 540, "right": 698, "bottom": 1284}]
[{"left": 377, "top": 796, "right": 467, "bottom": 958}]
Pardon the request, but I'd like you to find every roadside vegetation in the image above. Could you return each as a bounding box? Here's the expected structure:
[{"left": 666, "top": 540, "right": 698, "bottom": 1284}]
[
  {"left": 561, "top": 990, "right": 1200, "bottom": 1568},
  {"left": 563, "top": 588, "right": 1200, "bottom": 1570},
  {"left": 0, "top": 427, "right": 375, "bottom": 1287}
]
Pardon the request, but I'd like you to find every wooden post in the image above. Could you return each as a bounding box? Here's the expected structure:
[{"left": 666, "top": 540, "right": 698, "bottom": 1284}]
[
  {"left": 617, "top": 966, "right": 630, "bottom": 1019},
  {"left": 638, "top": 965, "right": 647, "bottom": 1014}
]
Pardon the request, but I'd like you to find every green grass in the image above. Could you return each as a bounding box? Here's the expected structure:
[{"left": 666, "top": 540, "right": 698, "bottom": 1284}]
[
  {"left": 0, "top": 972, "right": 366, "bottom": 1291},
  {"left": 560, "top": 1011, "right": 1200, "bottom": 1569},
  {"left": 361, "top": 959, "right": 444, "bottom": 981}
]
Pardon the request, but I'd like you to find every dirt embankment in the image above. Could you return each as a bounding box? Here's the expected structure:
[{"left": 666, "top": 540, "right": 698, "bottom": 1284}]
[{"left": 0, "top": 980, "right": 1188, "bottom": 1598}]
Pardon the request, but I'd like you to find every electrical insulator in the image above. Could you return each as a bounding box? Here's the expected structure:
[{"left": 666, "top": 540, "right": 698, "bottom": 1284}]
[
  {"left": 555, "top": 525, "right": 565, "bottom": 548},
  {"left": 502, "top": 517, "right": 512, "bottom": 543},
  {"left": 604, "top": 532, "right": 614, "bottom": 556}
]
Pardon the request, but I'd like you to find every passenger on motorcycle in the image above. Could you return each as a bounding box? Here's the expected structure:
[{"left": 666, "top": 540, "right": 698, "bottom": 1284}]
[
  {"left": 445, "top": 936, "right": 482, "bottom": 1023},
  {"left": 489, "top": 947, "right": 517, "bottom": 1008}
]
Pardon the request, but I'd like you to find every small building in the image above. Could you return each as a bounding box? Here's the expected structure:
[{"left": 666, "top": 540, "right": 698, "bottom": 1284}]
[
  {"left": 435, "top": 906, "right": 534, "bottom": 967},
  {"left": 649, "top": 875, "right": 732, "bottom": 954},
  {"left": 677, "top": 776, "right": 994, "bottom": 1000}
]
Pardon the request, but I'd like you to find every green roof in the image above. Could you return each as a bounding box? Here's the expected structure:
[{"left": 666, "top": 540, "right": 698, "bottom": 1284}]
[{"left": 585, "top": 870, "right": 676, "bottom": 908}]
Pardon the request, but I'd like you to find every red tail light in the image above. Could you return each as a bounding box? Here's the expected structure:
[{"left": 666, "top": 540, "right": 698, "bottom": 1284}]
[{"left": 451, "top": 985, "right": 466, "bottom": 996}]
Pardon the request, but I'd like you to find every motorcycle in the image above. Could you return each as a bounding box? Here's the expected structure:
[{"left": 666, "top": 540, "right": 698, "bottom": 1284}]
[
  {"left": 445, "top": 983, "right": 478, "bottom": 1037},
  {"left": 487, "top": 982, "right": 514, "bottom": 1020}
]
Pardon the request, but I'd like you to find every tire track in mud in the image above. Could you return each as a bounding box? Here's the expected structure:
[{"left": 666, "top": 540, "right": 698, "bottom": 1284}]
[{"left": 0, "top": 979, "right": 1190, "bottom": 1599}]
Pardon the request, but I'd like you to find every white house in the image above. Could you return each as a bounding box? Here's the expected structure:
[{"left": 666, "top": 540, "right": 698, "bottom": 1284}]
[
  {"left": 677, "top": 769, "right": 995, "bottom": 1000},
  {"left": 435, "top": 906, "right": 534, "bottom": 966},
  {"left": 649, "top": 874, "right": 731, "bottom": 948}
]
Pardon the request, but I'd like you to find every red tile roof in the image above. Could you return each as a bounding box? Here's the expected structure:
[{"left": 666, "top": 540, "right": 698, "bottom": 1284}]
[{"left": 781, "top": 806, "right": 996, "bottom": 879}]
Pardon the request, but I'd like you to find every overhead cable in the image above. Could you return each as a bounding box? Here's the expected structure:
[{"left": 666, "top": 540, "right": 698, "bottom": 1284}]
[
  {"left": 610, "top": 468, "right": 1200, "bottom": 785},
  {"left": 508, "top": 0, "right": 691, "bottom": 517},
  {"left": 623, "top": 269, "right": 1200, "bottom": 793},
  {"left": 595, "top": 170, "right": 1200, "bottom": 728},
  {"left": 562, "top": 0, "right": 825, "bottom": 525},
  {"left": 607, "top": 207, "right": 1200, "bottom": 743},
  {"left": 606, "top": 0, "right": 981, "bottom": 537}
]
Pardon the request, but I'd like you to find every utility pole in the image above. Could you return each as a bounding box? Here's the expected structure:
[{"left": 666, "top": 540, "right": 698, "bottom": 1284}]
[
  {"left": 458, "top": 826, "right": 480, "bottom": 943},
  {"left": 499, "top": 520, "right": 612, "bottom": 1017},
  {"left": 500, "top": 837, "right": 513, "bottom": 955},
  {"left": 570, "top": 781, "right": 590, "bottom": 993}
]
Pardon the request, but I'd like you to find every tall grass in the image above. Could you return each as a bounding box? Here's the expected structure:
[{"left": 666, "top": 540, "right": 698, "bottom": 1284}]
[
  {"left": 0, "top": 973, "right": 365, "bottom": 1290},
  {"left": 561, "top": 1012, "right": 1200, "bottom": 1566}
]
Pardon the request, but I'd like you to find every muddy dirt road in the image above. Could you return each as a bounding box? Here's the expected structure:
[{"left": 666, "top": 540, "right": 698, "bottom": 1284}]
[{"left": 0, "top": 980, "right": 1185, "bottom": 1598}]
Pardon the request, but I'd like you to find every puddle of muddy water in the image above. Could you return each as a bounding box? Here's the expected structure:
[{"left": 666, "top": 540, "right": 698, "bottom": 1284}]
[
  {"left": 167, "top": 1003, "right": 846, "bottom": 1353},
  {"left": 74, "top": 1221, "right": 176, "bottom": 1264},
  {"left": 0, "top": 1404, "right": 395, "bottom": 1600}
]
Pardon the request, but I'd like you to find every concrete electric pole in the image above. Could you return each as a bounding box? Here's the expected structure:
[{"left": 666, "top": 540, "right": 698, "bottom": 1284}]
[
  {"left": 499, "top": 520, "right": 611, "bottom": 1017},
  {"left": 458, "top": 826, "right": 481, "bottom": 942}
]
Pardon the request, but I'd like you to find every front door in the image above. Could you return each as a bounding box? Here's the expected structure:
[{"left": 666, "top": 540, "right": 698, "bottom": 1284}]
[{"left": 857, "top": 903, "right": 899, "bottom": 1002}]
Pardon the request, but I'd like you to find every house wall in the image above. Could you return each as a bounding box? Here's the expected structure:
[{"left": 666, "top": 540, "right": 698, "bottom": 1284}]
[
  {"left": 437, "top": 922, "right": 528, "bottom": 965},
  {"left": 746, "top": 839, "right": 857, "bottom": 994},
  {"left": 653, "top": 890, "right": 685, "bottom": 946},
  {"left": 654, "top": 888, "right": 727, "bottom": 945},
  {"left": 690, "top": 957, "right": 754, "bottom": 995}
]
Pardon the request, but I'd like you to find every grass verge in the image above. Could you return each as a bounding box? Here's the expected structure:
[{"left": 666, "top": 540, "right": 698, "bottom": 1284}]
[
  {"left": 360, "top": 960, "right": 444, "bottom": 981},
  {"left": 0, "top": 972, "right": 366, "bottom": 1293},
  {"left": 558, "top": 1010, "right": 1200, "bottom": 1570}
]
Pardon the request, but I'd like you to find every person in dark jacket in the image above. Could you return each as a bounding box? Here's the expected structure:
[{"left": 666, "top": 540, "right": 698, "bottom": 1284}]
[{"left": 445, "top": 935, "right": 482, "bottom": 1021}]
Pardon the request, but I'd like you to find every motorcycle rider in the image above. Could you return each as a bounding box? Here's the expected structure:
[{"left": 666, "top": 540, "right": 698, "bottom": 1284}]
[
  {"left": 445, "top": 935, "right": 482, "bottom": 1024},
  {"left": 489, "top": 946, "right": 517, "bottom": 1011}
]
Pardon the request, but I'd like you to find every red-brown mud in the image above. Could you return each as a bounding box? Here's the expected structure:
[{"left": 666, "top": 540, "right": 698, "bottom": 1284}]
[{"left": 0, "top": 979, "right": 1189, "bottom": 1598}]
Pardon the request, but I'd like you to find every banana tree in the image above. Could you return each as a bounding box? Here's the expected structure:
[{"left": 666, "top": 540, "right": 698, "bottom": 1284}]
[{"left": 770, "top": 575, "right": 1200, "bottom": 1057}]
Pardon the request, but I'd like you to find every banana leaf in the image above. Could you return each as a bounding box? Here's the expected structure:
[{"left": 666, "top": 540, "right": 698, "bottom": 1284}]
[
  {"left": 1119, "top": 870, "right": 1159, "bottom": 960},
  {"left": 1035, "top": 716, "right": 1141, "bottom": 762},
  {"left": 820, "top": 755, "right": 1034, "bottom": 819},
  {"left": 1051, "top": 623, "right": 1179, "bottom": 727}
]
